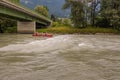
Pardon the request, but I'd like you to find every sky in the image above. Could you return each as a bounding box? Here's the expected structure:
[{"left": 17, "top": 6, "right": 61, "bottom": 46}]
[{"left": 20, "top": 0, "right": 70, "bottom": 17}]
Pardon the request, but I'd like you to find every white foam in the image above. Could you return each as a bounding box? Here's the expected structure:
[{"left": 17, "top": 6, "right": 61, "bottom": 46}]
[
  {"left": 78, "top": 43, "right": 86, "bottom": 47},
  {"left": 0, "top": 35, "right": 72, "bottom": 53}
]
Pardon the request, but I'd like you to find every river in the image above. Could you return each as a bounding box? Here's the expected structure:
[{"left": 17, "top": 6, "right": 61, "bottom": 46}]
[{"left": 0, "top": 34, "right": 120, "bottom": 80}]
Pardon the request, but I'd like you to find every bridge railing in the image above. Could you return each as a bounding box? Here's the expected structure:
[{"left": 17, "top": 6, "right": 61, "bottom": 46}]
[
  {"left": 1, "top": 0, "right": 52, "bottom": 23},
  {"left": 20, "top": 4, "right": 51, "bottom": 22}
]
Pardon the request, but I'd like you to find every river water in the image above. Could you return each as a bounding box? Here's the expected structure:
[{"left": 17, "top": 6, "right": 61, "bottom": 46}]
[{"left": 0, "top": 34, "right": 120, "bottom": 80}]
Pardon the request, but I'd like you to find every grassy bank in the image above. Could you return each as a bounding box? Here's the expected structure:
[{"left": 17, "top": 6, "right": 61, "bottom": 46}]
[{"left": 37, "top": 26, "right": 119, "bottom": 34}]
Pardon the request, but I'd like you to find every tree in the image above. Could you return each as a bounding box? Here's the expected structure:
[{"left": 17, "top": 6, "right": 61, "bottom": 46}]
[
  {"left": 63, "top": 0, "right": 120, "bottom": 30},
  {"left": 86, "top": 0, "right": 100, "bottom": 26},
  {"left": 91, "top": 0, "right": 100, "bottom": 26},
  {"left": 0, "top": 16, "right": 17, "bottom": 33},
  {"left": 35, "top": 5, "right": 49, "bottom": 17},
  {"left": 63, "top": 0, "right": 87, "bottom": 28},
  {"left": 51, "top": 14, "right": 56, "bottom": 21},
  {"left": 99, "top": 0, "right": 120, "bottom": 30}
]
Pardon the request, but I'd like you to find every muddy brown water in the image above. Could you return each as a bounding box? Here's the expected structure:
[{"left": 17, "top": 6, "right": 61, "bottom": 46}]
[{"left": 0, "top": 34, "right": 120, "bottom": 80}]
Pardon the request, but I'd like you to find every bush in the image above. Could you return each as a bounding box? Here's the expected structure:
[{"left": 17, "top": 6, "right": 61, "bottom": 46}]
[
  {"left": 37, "top": 26, "right": 119, "bottom": 34},
  {"left": 5, "top": 26, "right": 17, "bottom": 33},
  {"left": 51, "top": 22, "right": 60, "bottom": 27}
]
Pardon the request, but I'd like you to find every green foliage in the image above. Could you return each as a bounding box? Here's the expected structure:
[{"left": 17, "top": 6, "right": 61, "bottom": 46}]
[
  {"left": 97, "top": 0, "right": 120, "bottom": 30},
  {"left": 95, "top": 16, "right": 110, "bottom": 27},
  {"left": 57, "top": 18, "right": 72, "bottom": 26},
  {"left": 51, "top": 14, "right": 56, "bottom": 21},
  {"left": 38, "top": 21, "right": 119, "bottom": 34},
  {"left": 0, "top": 17, "right": 17, "bottom": 33},
  {"left": 62, "top": 18, "right": 72, "bottom": 26},
  {"left": 5, "top": 26, "right": 17, "bottom": 33},
  {"left": 35, "top": 5, "right": 49, "bottom": 17},
  {"left": 63, "top": 0, "right": 87, "bottom": 28},
  {"left": 51, "top": 18, "right": 72, "bottom": 27},
  {"left": 89, "top": 0, "right": 100, "bottom": 26},
  {"left": 51, "top": 22, "right": 61, "bottom": 27},
  {"left": 63, "top": 0, "right": 120, "bottom": 31},
  {"left": 37, "top": 26, "right": 119, "bottom": 34}
]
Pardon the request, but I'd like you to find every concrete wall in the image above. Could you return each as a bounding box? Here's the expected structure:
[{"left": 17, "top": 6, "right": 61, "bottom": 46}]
[{"left": 17, "top": 21, "right": 36, "bottom": 34}]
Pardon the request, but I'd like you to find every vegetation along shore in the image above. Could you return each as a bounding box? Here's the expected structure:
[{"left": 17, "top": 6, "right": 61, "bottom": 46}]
[{"left": 0, "top": 0, "right": 120, "bottom": 34}]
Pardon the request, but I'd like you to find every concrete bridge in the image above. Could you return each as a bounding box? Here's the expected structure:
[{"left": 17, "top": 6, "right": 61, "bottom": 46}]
[{"left": 0, "top": 0, "right": 52, "bottom": 33}]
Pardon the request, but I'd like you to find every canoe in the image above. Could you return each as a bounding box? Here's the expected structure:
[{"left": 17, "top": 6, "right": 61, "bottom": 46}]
[{"left": 32, "top": 33, "right": 53, "bottom": 37}]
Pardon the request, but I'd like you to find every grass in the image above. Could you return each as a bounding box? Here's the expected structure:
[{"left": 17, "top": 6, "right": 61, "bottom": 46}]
[{"left": 37, "top": 26, "right": 119, "bottom": 34}]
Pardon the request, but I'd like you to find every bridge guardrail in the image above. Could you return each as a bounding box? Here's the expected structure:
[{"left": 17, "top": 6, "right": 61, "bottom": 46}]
[{"left": 0, "top": 0, "right": 52, "bottom": 24}]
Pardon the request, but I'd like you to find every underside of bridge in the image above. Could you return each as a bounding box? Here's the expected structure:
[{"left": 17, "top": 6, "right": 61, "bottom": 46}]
[
  {"left": 17, "top": 21, "right": 48, "bottom": 34},
  {"left": 0, "top": 14, "right": 48, "bottom": 34},
  {"left": 0, "top": 0, "right": 52, "bottom": 33}
]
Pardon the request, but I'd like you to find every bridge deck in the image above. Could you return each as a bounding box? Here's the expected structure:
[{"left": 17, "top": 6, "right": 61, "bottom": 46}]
[{"left": 0, "top": 0, "right": 52, "bottom": 25}]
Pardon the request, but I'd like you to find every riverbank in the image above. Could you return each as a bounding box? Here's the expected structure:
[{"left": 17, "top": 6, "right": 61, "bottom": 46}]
[{"left": 37, "top": 26, "right": 120, "bottom": 35}]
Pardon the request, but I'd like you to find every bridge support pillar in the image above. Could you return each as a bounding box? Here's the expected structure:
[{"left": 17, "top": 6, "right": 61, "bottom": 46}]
[{"left": 17, "top": 21, "right": 36, "bottom": 34}]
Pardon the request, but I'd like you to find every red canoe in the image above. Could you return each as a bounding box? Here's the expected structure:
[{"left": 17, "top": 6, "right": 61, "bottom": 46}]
[{"left": 32, "top": 33, "right": 53, "bottom": 37}]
